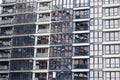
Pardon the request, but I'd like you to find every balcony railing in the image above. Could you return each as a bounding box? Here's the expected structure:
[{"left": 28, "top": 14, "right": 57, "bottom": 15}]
[
  {"left": 74, "top": 52, "right": 88, "bottom": 56},
  {"left": 0, "top": 54, "right": 10, "bottom": 58},
  {"left": 75, "top": 39, "right": 88, "bottom": 43},
  {"left": 74, "top": 77, "right": 87, "bottom": 80},
  {"left": 75, "top": 26, "right": 88, "bottom": 31},
  {"left": 2, "top": 0, "right": 16, "bottom": 4},
  {"left": 38, "top": 17, "right": 50, "bottom": 22},
  {"left": 0, "top": 66, "right": 8, "bottom": 70},
  {"left": 75, "top": 15, "right": 88, "bottom": 19},
  {"left": 0, "top": 41, "right": 11, "bottom": 47},
  {"left": 0, "top": 10, "right": 14, "bottom": 15},
  {"left": 0, "top": 30, "right": 13, "bottom": 36},
  {"left": 0, "top": 20, "right": 14, "bottom": 25},
  {"left": 39, "top": 6, "right": 50, "bottom": 11},
  {"left": 35, "top": 65, "right": 47, "bottom": 70},
  {"left": 0, "top": 78, "right": 8, "bottom": 80},
  {"left": 37, "top": 29, "right": 49, "bottom": 33},
  {"left": 36, "top": 53, "right": 48, "bottom": 57}
]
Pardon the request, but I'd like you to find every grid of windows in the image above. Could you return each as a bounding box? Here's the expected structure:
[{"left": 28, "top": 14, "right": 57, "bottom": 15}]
[
  {"left": 12, "top": 36, "right": 35, "bottom": 46},
  {"left": 75, "top": 0, "right": 89, "bottom": 7},
  {"left": 103, "top": 0, "right": 120, "bottom": 80},
  {"left": 1, "top": 0, "right": 120, "bottom": 80},
  {"left": 75, "top": 10, "right": 89, "bottom": 19},
  {"left": 10, "top": 60, "right": 33, "bottom": 70},
  {"left": 74, "top": 46, "right": 88, "bottom": 56},
  {"left": 105, "top": 32, "right": 119, "bottom": 41},
  {"left": 74, "top": 59, "right": 88, "bottom": 69},
  {"left": 49, "top": 58, "right": 72, "bottom": 70},
  {"left": 90, "top": 0, "right": 103, "bottom": 80},
  {"left": 14, "top": 25, "right": 35, "bottom": 35},
  {"left": 50, "top": 46, "right": 72, "bottom": 57},
  {"left": 35, "top": 73, "right": 47, "bottom": 80},
  {"left": 74, "top": 72, "right": 88, "bottom": 80},
  {"left": 105, "top": 72, "right": 120, "bottom": 80},
  {"left": 75, "top": 22, "right": 88, "bottom": 31},
  {"left": 11, "top": 48, "right": 34, "bottom": 58},
  {"left": 9, "top": 72, "right": 32, "bottom": 80},
  {"left": 103, "top": 0, "right": 118, "bottom": 4},
  {"left": 104, "top": 19, "right": 119, "bottom": 29},
  {"left": 105, "top": 58, "right": 120, "bottom": 68},
  {"left": 105, "top": 45, "right": 120, "bottom": 55},
  {"left": 75, "top": 33, "right": 88, "bottom": 43},
  {"left": 104, "top": 7, "right": 118, "bottom": 17},
  {"left": 51, "top": 34, "right": 72, "bottom": 45},
  {"left": 51, "top": 22, "right": 72, "bottom": 33}
]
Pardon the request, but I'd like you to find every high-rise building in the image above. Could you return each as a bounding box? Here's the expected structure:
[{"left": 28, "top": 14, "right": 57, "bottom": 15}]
[{"left": 0, "top": 0, "right": 119, "bottom": 80}]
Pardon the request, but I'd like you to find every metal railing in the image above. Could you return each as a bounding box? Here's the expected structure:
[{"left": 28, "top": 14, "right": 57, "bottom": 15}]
[
  {"left": 0, "top": 30, "right": 13, "bottom": 36},
  {"left": 0, "top": 54, "right": 10, "bottom": 58},
  {"left": 74, "top": 52, "right": 88, "bottom": 56},
  {"left": 0, "top": 10, "right": 14, "bottom": 15},
  {"left": 0, "top": 78, "right": 8, "bottom": 80},
  {"left": 0, "top": 20, "right": 14, "bottom": 25},
  {"left": 2, "top": 0, "right": 16, "bottom": 4},
  {"left": 37, "top": 29, "right": 49, "bottom": 33},
  {"left": 36, "top": 53, "right": 48, "bottom": 57},
  {"left": 38, "top": 17, "right": 50, "bottom": 22},
  {"left": 39, "top": 6, "right": 50, "bottom": 11},
  {"left": 0, "top": 66, "right": 8, "bottom": 70}
]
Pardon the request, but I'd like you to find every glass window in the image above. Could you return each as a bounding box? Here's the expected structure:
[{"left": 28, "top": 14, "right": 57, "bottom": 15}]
[
  {"left": 104, "top": 7, "right": 118, "bottom": 17},
  {"left": 105, "top": 58, "right": 120, "bottom": 68},
  {"left": 105, "top": 45, "right": 120, "bottom": 55},
  {"left": 103, "top": 0, "right": 118, "bottom": 4},
  {"left": 75, "top": 33, "right": 88, "bottom": 43},
  {"left": 74, "top": 59, "right": 88, "bottom": 69},
  {"left": 75, "top": 0, "right": 89, "bottom": 7},
  {"left": 75, "top": 10, "right": 89, "bottom": 19},
  {"left": 105, "top": 32, "right": 119, "bottom": 41},
  {"left": 104, "top": 19, "right": 119, "bottom": 29}
]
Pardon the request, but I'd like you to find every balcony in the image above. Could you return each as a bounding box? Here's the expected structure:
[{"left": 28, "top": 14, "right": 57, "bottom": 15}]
[
  {"left": 0, "top": 10, "right": 14, "bottom": 15},
  {"left": 0, "top": 53, "right": 10, "bottom": 58},
  {"left": 0, "top": 66, "right": 8, "bottom": 70},
  {"left": 38, "top": 13, "right": 50, "bottom": 22},
  {"left": 75, "top": 22, "right": 88, "bottom": 31},
  {"left": 38, "top": 17, "right": 50, "bottom": 22},
  {"left": 0, "top": 41, "right": 11, "bottom": 47},
  {"left": 0, "top": 30, "right": 12, "bottom": 36},
  {"left": 0, "top": 78, "right": 8, "bottom": 80},
  {"left": 74, "top": 77, "right": 87, "bottom": 80},
  {"left": 0, "top": 20, "right": 13, "bottom": 25},
  {"left": 39, "top": 6, "right": 50, "bottom": 11},
  {"left": 37, "top": 29, "right": 49, "bottom": 33},
  {"left": 35, "top": 73, "right": 47, "bottom": 80},
  {"left": 35, "top": 60, "right": 47, "bottom": 70},
  {"left": 75, "top": 34, "right": 88, "bottom": 43},
  {"left": 37, "top": 36, "right": 49, "bottom": 45},
  {"left": 74, "top": 52, "right": 88, "bottom": 56},
  {"left": 36, "top": 53, "right": 48, "bottom": 57},
  {"left": 2, "top": 0, "right": 16, "bottom": 4}
]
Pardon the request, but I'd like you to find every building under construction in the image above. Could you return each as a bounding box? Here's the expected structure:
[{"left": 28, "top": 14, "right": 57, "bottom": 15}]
[{"left": 0, "top": 0, "right": 120, "bottom": 80}]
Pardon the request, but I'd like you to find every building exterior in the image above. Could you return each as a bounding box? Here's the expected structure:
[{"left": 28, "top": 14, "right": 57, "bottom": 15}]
[{"left": 0, "top": 0, "right": 119, "bottom": 80}]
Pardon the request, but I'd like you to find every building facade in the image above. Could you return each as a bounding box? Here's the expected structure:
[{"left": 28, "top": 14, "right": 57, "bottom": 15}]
[{"left": 0, "top": 0, "right": 119, "bottom": 80}]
